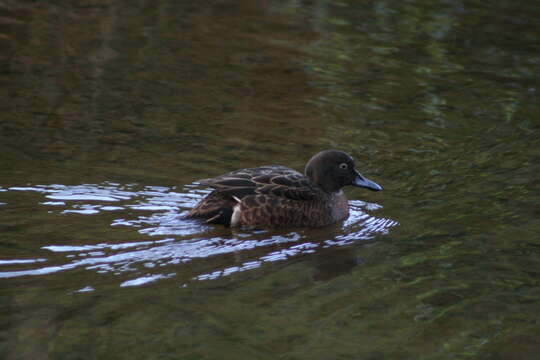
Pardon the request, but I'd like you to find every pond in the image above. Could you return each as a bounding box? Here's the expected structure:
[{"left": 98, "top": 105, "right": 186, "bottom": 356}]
[{"left": 1, "top": 1, "right": 539, "bottom": 359}]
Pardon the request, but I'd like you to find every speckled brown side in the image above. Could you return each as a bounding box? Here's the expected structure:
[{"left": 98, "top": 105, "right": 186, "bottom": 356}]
[{"left": 232, "top": 192, "right": 349, "bottom": 228}]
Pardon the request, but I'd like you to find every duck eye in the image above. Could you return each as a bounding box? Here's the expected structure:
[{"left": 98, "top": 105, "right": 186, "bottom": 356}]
[{"left": 339, "top": 163, "right": 348, "bottom": 170}]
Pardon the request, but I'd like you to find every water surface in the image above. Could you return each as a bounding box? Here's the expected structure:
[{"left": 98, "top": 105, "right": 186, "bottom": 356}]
[{"left": 1, "top": 0, "right": 539, "bottom": 359}]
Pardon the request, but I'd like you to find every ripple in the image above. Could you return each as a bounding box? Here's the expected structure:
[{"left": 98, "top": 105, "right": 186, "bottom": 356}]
[
  {"left": 0, "top": 258, "right": 47, "bottom": 265},
  {"left": 75, "top": 286, "right": 95, "bottom": 293},
  {"left": 120, "top": 273, "right": 176, "bottom": 287},
  {"left": 0, "top": 183, "right": 398, "bottom": 286}
]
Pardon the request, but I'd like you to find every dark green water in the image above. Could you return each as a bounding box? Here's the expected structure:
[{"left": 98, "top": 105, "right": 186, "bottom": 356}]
[{"left": 1, "top": 1, "right": 539, "bottom": 359}]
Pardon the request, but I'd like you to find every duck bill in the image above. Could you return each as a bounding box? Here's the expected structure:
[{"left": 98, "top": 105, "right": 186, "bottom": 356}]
[{"left": 353, "top": 171, "right": 382, "bottom": 191}]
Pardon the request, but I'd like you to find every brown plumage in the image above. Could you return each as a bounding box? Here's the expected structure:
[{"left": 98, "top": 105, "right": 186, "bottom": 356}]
[{"left": 184, "top": 150, "right": 382, "bottom": 229}]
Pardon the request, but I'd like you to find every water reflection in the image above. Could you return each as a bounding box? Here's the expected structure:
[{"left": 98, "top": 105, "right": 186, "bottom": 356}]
[{"left": 0, "top": 183, "right": 397, "bottom": 285}]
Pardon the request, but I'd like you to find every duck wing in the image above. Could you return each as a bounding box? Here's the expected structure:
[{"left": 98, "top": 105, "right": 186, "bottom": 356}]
[{"left": 198, "top": 165, "right": 317, "bottom": 201}]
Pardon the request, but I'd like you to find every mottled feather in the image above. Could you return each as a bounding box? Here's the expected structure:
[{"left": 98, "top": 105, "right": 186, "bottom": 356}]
[{"left": 197, "top": 165, "right": 317, "bottom": 201}]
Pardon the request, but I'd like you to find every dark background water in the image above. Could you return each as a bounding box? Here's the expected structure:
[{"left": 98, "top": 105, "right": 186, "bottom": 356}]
[{"left": 1, "top": 0, "right": 539, "bottom": 359}]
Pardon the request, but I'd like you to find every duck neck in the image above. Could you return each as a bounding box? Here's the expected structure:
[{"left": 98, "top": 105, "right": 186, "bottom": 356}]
[
  {"left": 330, "top": 190, "right": 349, "bottom": 221},
  {"left": 306, "top": 172, "right": 339, "bottom": 193}
]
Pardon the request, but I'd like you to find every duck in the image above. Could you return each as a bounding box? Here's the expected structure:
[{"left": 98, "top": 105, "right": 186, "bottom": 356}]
[{"left": 184, "top": 149, "right": 382, "bottom": 229}]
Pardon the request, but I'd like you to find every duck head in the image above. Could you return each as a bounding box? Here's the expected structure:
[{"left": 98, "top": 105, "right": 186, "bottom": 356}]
[{"left": 305, "top": 150, "right": 382, "bottom": 193}]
